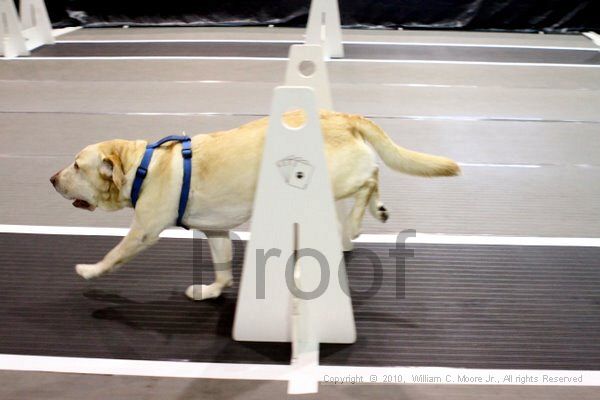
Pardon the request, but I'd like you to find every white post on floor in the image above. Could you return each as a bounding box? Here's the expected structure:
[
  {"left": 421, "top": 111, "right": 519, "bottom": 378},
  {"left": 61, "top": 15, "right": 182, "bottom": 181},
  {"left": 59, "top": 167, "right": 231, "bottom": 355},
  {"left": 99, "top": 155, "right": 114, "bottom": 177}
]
[
  {"left": 19, "top": 0, "right": 55, "bottom": 49},
  {"left": 0, "top": 0, "right": 54, "bottom": 58},
  {"left": 0, "top": 0, "right": 29, "bottom": 58},
  {"left": 285, "top": 44, "right": 354, "bottom": 252},
  {"left": 305, "top": 0, "right": 344, "bottom": 59},
  {"left": 232, "top": 86, "right": 356, "bottom": 394}
]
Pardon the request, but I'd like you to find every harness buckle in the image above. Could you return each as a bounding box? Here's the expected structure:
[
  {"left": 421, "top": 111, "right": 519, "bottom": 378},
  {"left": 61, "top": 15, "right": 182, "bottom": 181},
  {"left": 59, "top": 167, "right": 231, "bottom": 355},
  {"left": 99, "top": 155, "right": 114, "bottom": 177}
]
[
  {"left": 136, "top": 167, "right": 148, "bottom": 178},
  {"left": 182, "top": 148, "right": 192, "bottom": 159}
]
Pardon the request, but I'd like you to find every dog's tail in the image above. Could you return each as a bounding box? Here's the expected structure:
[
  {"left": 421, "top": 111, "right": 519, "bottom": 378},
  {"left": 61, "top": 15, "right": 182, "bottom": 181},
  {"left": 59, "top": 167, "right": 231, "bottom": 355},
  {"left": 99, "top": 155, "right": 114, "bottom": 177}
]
[{"left": 353, "top": 116, "right": 460, "bottom": 177}]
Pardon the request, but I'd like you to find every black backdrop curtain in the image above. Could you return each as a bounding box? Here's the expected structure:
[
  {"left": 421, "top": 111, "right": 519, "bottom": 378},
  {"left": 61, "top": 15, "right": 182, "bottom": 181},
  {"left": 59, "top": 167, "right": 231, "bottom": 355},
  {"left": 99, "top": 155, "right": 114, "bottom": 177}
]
[{"left": 47, "top": 1, "right": 599, "bottom": 33}]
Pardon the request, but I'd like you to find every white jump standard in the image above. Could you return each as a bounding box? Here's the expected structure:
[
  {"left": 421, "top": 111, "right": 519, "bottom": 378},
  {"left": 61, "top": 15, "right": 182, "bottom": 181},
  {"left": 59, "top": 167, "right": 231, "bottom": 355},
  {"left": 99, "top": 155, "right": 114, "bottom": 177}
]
[
  {"left": 284, "top": 43, "right": 354, "bottom": 252},
  {"left": 305, "top": 0, "right": 344, "bottom": 58},
  {"left": 0, "top": 0, "right": 54, "bottom": 58},
  {"left": 232, "top": 87, "right": 356, "bottom": 394}
]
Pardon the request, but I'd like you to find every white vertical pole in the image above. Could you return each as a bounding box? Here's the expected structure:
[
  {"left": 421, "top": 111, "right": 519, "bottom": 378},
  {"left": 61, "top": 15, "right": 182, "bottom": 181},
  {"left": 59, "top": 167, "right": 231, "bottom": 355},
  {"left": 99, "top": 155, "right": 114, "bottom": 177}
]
[
  {"left": 19, "top": 0, "right": 55, "bottom": 49},
  {"left": 305, "top": 0, "right": 344, "bottom": 59},
  {"left": 0, "top": 0, "right": 29, "bottom": 58}
]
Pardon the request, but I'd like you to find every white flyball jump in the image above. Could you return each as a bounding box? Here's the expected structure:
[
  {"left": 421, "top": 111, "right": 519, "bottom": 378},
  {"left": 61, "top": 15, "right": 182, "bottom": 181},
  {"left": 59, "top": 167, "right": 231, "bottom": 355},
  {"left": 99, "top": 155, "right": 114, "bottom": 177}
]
[
  {"left": 232, "top": 86, "right": 356, "bottom": 394},
  {"left": 0, "top": 0, "right": 54, "bottom": 58},
  {"left": 234, "top": 3, "right": 351, "bottom": 394},
  {"left": 305, "top": 0, "right": 344, "bottom": 58},
  {"left": 0, "top": 0, "right": 27, "bottom": 57},
  {"left": 284, "top": 44, "right": 354, "bottom": 252}
]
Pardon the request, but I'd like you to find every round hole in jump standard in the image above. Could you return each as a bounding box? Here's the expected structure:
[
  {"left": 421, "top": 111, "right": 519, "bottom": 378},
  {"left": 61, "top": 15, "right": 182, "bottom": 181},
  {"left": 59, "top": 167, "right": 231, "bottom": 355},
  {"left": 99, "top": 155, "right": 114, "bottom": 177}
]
[{"left": 298, "top": 60, "right": 316, "bottom": 77}]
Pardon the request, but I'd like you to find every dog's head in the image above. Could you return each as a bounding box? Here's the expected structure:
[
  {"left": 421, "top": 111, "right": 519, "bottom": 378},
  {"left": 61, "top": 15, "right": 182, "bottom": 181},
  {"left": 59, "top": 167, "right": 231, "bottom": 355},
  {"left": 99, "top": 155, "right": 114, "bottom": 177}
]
[{"left": 50, "top": 140, "right": 140, "bottom": 211}]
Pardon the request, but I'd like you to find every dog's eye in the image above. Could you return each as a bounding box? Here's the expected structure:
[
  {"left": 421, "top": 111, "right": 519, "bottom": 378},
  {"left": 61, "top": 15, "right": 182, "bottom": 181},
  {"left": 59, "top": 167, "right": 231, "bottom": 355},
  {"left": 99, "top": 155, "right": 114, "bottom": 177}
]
[{"left": 74, "top": 162, "right": 79, "bottom": 170}]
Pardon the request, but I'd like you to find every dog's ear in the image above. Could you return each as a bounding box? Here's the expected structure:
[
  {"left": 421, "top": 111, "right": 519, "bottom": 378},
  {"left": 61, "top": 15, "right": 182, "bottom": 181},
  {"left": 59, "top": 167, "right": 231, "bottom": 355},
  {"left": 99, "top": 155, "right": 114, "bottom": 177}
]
[{"left": 100, "top": 154, "right": 125, "bottom": 190}]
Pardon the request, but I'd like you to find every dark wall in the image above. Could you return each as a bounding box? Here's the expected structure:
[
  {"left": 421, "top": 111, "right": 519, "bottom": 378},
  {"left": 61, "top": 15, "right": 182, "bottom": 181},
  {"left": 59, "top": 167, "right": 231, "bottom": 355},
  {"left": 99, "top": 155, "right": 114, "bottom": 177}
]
[{"left": 48, "top": 1, "right": 600, "bottom": 33}]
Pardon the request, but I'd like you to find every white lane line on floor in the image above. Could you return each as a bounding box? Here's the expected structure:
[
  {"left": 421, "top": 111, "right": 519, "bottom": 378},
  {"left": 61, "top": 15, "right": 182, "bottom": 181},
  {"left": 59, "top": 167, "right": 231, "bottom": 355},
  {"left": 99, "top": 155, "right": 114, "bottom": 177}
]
[
  {"left": 0, "top": 79, "right": 479, "bottom": 88},
  {"left": 0, "top": 354, "right": 289, "bottom": 381},
  {"left": 335, "top": 58, "right": 600, "bottom": 68},
  {"left": 4, "top": 56, "right": 600, "bottom": 68},
  {"left": 54, "top": 38, "right": 600, "bottom": 52},
  {"left": 0, "top": 354, "right": 598, "bottom": 387},
  {"left": 1, "top": 224, "right": 599, "bottom": 247},
  {"left": 458, "top": 162, "right": 541, "bottom": 169},
  {"left": 8, "top": 153, "right": 598, "bottom": 171},
  {"left": 54, "top": 39, "right": 299, "bottom": 44},
  {"left": 5, "top": 154, "right": 598, "bottom": 170},
  {"left": 458, "top": 162, "right": 599, "bottom": 169},
  {"left": 348, "top": 41, "right": 600, "bottom": 51},
  {"left": 3, "top": 111, "right": 600, "bottom": 126}
]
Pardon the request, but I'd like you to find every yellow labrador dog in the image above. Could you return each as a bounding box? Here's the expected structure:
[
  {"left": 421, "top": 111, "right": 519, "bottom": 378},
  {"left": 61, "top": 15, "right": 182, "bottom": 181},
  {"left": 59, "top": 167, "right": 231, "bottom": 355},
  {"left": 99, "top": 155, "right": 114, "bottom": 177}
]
[{"left": 50, "top": 111, "right": 459, "bottom": 300}]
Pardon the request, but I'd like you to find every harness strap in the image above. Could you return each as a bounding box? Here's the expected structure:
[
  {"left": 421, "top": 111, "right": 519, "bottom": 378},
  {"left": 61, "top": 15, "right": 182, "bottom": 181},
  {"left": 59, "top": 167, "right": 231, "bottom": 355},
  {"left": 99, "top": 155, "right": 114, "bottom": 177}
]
[{"left": 130, "top": 135, "right": 192, "bottom": 229}]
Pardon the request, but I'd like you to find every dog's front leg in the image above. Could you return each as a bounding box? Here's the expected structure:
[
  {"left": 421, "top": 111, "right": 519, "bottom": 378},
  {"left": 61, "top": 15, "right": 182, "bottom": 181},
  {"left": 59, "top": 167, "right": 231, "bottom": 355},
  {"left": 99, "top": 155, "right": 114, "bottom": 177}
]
[
  {"left": 75, "top": 219, "right": 162, "bottom": 280},
  {"left": 186, "top": 231, "right": 233, "bottom": 301}
]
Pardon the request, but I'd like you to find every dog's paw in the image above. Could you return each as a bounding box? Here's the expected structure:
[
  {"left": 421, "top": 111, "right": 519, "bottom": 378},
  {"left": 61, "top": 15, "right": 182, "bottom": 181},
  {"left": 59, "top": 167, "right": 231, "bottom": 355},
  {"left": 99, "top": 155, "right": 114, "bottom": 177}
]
[
  {"left": 376, "top": 204, "right": 389, "bottom": 223},
  {"left": 76, "top": 263, "right": 104, "bottom": 280},
  {"left": 185, "top": 284, "right": 223, "bottom": 301}
]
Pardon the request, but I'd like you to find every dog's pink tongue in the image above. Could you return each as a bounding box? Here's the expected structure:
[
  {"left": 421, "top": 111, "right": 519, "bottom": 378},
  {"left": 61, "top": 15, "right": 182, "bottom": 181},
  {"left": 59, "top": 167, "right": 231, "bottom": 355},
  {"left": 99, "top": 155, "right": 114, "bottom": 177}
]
[{"left": 72, "top": 199, "right": 95, "bottom": 211}]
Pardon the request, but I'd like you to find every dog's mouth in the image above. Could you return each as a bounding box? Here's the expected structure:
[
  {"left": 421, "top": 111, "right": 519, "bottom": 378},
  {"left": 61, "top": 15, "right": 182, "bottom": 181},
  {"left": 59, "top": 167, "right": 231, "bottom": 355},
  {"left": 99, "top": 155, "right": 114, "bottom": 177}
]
[{"left": 72, "top": 199, "right": 96, "bottom": 211}]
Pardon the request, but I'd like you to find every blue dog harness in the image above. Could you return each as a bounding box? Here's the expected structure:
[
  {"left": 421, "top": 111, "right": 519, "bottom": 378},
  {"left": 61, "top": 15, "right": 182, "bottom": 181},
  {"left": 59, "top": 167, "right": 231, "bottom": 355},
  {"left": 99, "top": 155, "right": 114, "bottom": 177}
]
[{"left": 130, "top": 135, "right": 192, "bottom": 228}]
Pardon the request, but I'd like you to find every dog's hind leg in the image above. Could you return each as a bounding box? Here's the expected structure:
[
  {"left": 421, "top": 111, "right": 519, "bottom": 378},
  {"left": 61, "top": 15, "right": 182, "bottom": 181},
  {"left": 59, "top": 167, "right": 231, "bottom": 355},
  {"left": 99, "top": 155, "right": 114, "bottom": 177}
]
[
  {"left": 336, "top": 201, "right": 355, "bottom": 252},
  {"left": 345, "top": 168, "right": 390, "bottom": 239},
  {"left": 346, "top": 176, "right": 377, "bottom": 240},
  {"left": 367, "top": 168, "right": 389, "bottom": 223},
  {"left": 186, "top": 230, "right": 234, "bottom": 301}
]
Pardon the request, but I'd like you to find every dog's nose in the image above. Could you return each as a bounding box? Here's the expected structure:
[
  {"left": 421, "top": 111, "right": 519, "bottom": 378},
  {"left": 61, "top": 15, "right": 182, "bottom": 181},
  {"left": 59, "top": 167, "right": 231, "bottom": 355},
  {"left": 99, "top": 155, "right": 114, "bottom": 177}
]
[{"left": 50, "top": 172, "right": 59, "bottom": 187}]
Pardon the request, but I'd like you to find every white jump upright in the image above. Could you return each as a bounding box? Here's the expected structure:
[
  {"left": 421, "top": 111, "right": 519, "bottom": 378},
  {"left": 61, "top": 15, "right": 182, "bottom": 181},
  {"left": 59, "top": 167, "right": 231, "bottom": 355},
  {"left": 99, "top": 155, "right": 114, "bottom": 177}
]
[
  {"left": 234, "top": 5, "right": 354, "bottom": 393},
  {"left": 0, "top": 0, "right": 54, "bottom": 58},
  {"left": 285, "top": 44, "right": 354, "bottom": 252},
  {"left": 19, "top": 0, "right": 54, "bottom": 49},
  {"left": 233, "top": 85, "right": 356, "bottom": 393},
  {"left": 0, "top": 0, "right": 28, "bottom": 57},
  {"left": 305, "top": 0, "right": 344, "bottom": 58},
  {"left": 285, "top": 44, "right": 333, "bottom": 109}
]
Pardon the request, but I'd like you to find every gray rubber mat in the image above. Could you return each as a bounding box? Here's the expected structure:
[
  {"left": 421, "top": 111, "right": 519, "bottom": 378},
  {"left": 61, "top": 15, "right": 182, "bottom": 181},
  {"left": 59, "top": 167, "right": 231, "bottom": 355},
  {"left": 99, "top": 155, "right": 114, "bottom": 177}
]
[
  {"left": 2, "top": 113, "right": 600, "bottom": 237},
  {"left": 32, "top": 42, "right": 600, "bottom": 65},
  {"left": 0, "top": 233, "right": 599, "bottom": 369},
  {"left": 4, "top": 59, "right": 599, "bottom": 90},
  {"left": 2, "top": 81, "right": 598, "bottom": 122}
]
